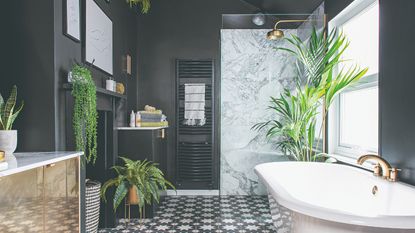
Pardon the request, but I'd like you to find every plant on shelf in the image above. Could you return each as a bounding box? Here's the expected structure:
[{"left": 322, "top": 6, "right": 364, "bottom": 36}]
[
  {"left": 0, "top": 86, "right": 24, "bottom": 131},
  {"left": 253, "top": 28, "right": 368, "bottom": 162},
  {"left": 0, "top": 86, "right": 24, "bottom": 155},
  {"left": 127, "top": 0, "right": 151, "bottom": 14},
  {"left": 101, "top": 157, "right": 175, "bottom": 217},
  {"left": 71, "top": 64, "right": 98, "bottom": 164}
]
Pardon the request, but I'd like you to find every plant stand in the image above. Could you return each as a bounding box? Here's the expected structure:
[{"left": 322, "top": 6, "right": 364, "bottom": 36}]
[{"left": 124, "top": 199, "right": 145, "bottom": 226}]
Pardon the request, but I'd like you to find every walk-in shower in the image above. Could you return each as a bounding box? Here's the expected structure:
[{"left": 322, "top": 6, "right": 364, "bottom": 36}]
[{"left": 220, "top": 5, "right": 325, "bottom": 196}]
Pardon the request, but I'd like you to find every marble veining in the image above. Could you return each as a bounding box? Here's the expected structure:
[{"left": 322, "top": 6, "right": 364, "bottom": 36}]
[{"left": 220, "top": 29, "right": 297, "bottom": 195}]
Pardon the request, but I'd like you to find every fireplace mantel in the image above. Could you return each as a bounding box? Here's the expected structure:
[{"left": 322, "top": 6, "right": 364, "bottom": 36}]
[{"left": 62, "top": 83, "right": 127, "bottom": 100}]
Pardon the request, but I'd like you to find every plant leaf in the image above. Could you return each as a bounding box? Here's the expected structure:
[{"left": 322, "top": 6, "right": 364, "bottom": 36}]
[
  {"left": 3, "top": 86, "right": 17, "bottom": 130},
  {"left": 6, "top": 101, "right": 23, "bottom": 130},
  {"left": 113, "top": 181, "right": 128, "bottom": 211}
]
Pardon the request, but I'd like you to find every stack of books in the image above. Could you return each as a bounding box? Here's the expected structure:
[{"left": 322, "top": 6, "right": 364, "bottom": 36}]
[{"left": 137, "top": 105, "right": 168, "bottom": 127}]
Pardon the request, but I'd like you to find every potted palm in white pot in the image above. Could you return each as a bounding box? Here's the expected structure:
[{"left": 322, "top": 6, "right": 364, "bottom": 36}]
[{"left": 0, "top": 86, "right": 24, "bottom": 156}]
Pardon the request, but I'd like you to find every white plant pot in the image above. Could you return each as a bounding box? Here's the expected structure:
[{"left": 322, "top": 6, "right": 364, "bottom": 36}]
[{"left": 0, "top": 130, "right": 17, "bottom": 156}]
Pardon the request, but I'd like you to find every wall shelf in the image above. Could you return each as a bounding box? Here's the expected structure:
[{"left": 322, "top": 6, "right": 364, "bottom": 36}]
[{"left": 63, "top": 83, "right": 127, "bottom": 99}]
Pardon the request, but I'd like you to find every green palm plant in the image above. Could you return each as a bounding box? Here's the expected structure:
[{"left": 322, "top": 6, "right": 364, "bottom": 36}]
[
  {"left": 253, "top": 28, "right": 368, "bottom": 161},
  {"left": 0, "top": 86, "right": 24, "bottom": 130},
  {"left": 101, "top": 157, "right": 175, "bottom": 217},
  {"left": 127, "top": 0, "right": 151, "bottom": 14}
]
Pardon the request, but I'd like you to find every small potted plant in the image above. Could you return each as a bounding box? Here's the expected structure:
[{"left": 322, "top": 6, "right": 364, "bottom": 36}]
[
  {"left": 127, "top": 0, "right": 151, "bottom": 13},
  {"left": 101, "top": 157, "right": 174, "bottom": 218},
  {"left": 0, "top": 86, "right": 24, "bottom": 156}
]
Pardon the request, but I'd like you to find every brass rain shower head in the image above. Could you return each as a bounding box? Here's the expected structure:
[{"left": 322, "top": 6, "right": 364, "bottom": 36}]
[
  {"left": 267, "top": 19, "right": 308, "bottom": 40},
  {"left": 267, "top": 29, "right": 285, "bottom": 40}
]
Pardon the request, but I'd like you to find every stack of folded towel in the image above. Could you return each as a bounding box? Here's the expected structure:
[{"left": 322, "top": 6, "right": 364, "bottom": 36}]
[
  {"left": 138, "top": 105, "right": 168, "bottom": 127},
  {"left": 183, "top": 83, "right": 206, "bottom": 126}
]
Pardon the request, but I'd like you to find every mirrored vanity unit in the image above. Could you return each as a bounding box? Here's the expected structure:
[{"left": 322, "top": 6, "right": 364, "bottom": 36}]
[{"left": 0, "top": 152, "right": 83, "bottom": 233}]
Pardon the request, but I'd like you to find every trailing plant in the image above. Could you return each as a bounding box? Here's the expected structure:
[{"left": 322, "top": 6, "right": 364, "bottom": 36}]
[
  {"left": 71, "top": 64, "right": 98, "bottom": 164},
  {"left": 0, "top": 86, "right": 24, "bottom": 130},
  {"left": 253, "top": 28, "right": 368, "bottom": 161},
  {"left": 101, "top": 157, "right": 175, "bottom": 216},
  {"left": 127, "top": 0, "right": 151, "bottom": 14}
]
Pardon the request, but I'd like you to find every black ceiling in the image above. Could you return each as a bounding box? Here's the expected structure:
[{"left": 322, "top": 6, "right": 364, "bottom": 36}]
[
  {"left": 222, "top": 0, "right": 324, "bottom": 29},
  {"left": 241, "top": 0, "right": 324, "bottom": 14}
]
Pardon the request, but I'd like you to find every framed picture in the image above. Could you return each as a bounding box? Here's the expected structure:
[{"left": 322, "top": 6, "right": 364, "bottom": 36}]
[
  {"left": 64, "top": 0, "right": 81, "bottom": 42},
  {"left": 85, "top": 0, "right": 113, "bottom": 75}
]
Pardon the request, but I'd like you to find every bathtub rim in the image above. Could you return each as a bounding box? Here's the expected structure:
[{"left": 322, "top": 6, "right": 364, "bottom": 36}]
[{"left": 255, "top": 161, "right": 415, "bottom": 229}]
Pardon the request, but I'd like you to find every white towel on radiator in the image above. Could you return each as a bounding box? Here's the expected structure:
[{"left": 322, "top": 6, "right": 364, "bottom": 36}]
[{"left": 184, "top": 83, "right": 206, "bottom": 126}]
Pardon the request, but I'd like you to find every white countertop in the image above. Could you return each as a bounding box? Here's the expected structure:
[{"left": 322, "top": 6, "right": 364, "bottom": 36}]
[
  {"left": 0, "top": 151, "right": 83, "bottom": 177},
  {"left": 117, "top": 126, "right": 168, "bottom": 130}
]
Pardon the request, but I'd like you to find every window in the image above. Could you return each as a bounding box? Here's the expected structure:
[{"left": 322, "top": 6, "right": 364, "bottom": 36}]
[{"left": 328, "top": 0, "right": 379, "bottom": 158}]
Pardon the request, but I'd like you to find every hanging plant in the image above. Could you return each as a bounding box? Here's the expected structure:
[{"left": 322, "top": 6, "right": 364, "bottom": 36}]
[
  {"left": 127, "top": 0, "right": 151, "bottom": 14},
  {"left": 71, "top": 65, "right": 98, "bottom": 164}
]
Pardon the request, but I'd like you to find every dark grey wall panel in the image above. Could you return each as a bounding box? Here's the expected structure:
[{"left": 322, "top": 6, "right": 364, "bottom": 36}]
[
  {"left": 378, "top": 0, "right": 415, "bottom": 185},
  {"left": 1, "top": 0, "right": 138, "bottom": 152},
  {"left": 55, "top": 0, "right": 139, "bottom": 151},
  {"left": 324, "top": 0, "right": 353, "bottom": 21},
  {"left": 1, "top": 0, "right": 56, "bottom": 152}
]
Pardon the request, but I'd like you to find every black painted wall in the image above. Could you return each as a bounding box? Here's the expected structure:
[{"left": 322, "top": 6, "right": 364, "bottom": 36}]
[
  {"left": 1, "top": 0, "right": 138, "bottom": 150},
  {"left": 378, "top": 0, "right": 415, "bottom": 185},
  {"left": 135, "top": 0, "right": 257, "bottom": 184},
  {"left": 324, "top": 0, "right": 353, "bottom": 21},
  {"left": 326, "top": 0, "right": 415, "bottom": 185},
  {"left": 2, "top": 0, "right": 139, "bottom": 229},
  {"left": 1, "top": 0, "right": 56, "bottom": 152}
]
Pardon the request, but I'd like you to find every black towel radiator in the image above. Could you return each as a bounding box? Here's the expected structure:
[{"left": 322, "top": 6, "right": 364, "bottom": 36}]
[{"left": 176, "top": 59, "right": 216, "bottom": 189}]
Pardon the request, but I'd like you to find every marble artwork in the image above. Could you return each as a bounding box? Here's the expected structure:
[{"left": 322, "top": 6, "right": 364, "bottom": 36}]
[{"left": 220, "top": 29, "right": 298, "bottom": 195}]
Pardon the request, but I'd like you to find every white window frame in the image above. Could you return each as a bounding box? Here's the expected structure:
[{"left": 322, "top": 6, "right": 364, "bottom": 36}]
[{"left": 328, "top": 0, "right": 379, "bottom": 159}]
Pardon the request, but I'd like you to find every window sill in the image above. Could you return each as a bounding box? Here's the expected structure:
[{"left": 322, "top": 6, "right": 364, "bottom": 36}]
[{"left": 328, "top": 154, "right": 376, "bottom": 171}]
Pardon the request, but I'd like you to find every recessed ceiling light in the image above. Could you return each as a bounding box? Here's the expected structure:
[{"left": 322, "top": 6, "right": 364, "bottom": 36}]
[{"left": 252, "top": 13, "right": 266, "bottom": 26}]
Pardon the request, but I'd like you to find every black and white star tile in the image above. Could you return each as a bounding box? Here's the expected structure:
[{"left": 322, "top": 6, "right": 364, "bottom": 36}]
[{"left": 99, "top": 195, "right": 277, "bottom": 233}]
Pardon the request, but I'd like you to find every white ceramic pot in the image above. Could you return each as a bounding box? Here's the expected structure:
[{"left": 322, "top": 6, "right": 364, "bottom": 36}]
[
  {"left": 106, "top": 79, "right": 116, "bottom": 92},
  {"left": 0, "top": 130, "right": 17, "bottom": 155}
]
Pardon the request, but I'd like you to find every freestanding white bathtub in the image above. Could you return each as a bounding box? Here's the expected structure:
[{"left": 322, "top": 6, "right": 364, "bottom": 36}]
[{"left": 255, "top": 162, "right": 415, "bottom": 233}]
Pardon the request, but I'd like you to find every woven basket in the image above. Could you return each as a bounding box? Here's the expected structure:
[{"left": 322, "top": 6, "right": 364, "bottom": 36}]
[{"left": 86, "top": 180, "right": 101, "bottom": 233}]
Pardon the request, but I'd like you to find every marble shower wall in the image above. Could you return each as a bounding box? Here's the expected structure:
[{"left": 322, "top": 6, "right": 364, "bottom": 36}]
[{"left": 220, "top": 29, "right": 298, "bottom": 195}]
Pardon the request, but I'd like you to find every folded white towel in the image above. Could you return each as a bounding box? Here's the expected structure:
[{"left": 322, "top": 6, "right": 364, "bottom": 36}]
[
  {"left": 185, "top": 93, "right": 205, "bottom": 102},
  {"left": 184, "top": 83, "right": 206, "bottom": 126}
]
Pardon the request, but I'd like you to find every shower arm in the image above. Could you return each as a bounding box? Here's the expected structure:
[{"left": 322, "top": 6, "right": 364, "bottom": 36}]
[{"left": 273, "top": 19, "right": 308, "bottom": 30}]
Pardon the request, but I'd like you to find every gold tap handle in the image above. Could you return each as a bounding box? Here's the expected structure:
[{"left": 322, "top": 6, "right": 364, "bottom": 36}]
[
  {"left": 388, "top": 168, "right": 401, "bottom": 182},
  {"left": 373, "top": 164, "right": 381, "bottom": 176}
]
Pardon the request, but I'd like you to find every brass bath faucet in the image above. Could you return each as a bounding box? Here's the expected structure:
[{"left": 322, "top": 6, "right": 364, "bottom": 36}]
[{"left": 357, "top": 154, "right": 400, "bottom": 182}]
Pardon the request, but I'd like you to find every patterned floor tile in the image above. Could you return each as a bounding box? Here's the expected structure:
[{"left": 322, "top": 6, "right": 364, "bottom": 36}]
[{"left": 99, "top": 195, "right": 276, "bottom": 232}]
